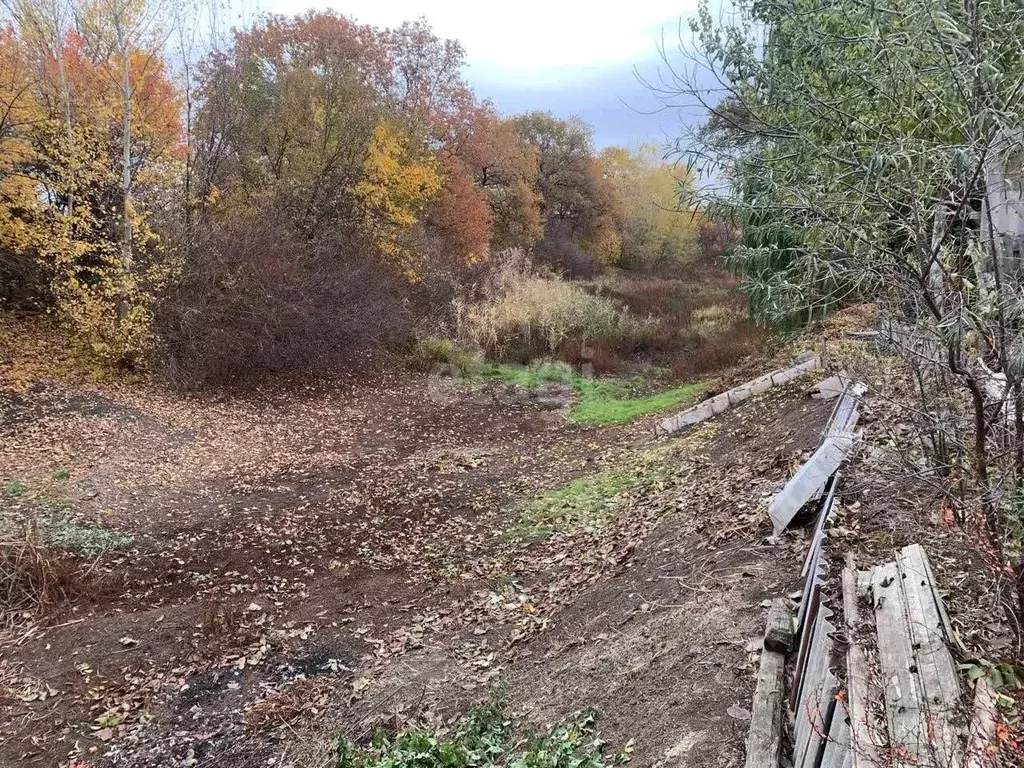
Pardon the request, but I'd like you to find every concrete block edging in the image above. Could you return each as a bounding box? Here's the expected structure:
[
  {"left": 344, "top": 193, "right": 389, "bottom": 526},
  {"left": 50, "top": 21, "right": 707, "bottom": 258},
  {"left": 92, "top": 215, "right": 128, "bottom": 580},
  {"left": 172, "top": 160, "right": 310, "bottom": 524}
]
[{"left": 655, "top": 354, "right": 822, "bottom": 436}]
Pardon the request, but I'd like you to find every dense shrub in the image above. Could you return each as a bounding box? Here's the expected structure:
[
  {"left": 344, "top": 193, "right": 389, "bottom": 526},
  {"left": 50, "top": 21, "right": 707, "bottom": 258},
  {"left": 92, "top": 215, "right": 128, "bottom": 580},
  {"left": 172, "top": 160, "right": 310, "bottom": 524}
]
[
  {"left": 600, "top": 271, "right": 769, "bottom": 378},
  {"left": 459, "top": 268, "right": 655, "bottom": 363},
  {"left": 157, "top": 217, "right": 410, "bottom": 389},
  {"left": 533, "top": 226, "right": 606, "bottom": 279}
]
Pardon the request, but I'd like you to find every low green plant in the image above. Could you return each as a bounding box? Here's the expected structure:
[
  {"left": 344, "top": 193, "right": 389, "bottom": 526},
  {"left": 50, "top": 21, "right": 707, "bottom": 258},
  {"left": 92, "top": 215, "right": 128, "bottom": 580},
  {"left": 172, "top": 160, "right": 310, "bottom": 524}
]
[
  {"left": 45, "top": 519, "right": 134, "bottom": 558},
  {"left": 960, "top": 658, "right": 1024, "bottom": 694},
  {"left": 51, "top": 468, "right": 71, "bottom": 481},
  {"left": 3, "top": 480, "right": 27, "bottom": 496},
  {"left": 335, "top": 691, "right": 630, "bottom": 768}
]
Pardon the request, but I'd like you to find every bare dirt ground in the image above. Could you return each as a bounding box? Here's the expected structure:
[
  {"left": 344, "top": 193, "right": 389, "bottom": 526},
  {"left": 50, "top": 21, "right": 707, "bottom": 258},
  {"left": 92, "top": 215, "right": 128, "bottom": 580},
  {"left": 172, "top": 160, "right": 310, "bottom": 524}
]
[{"left": 0, "top": 362, "right": 836, "bottom": 768}]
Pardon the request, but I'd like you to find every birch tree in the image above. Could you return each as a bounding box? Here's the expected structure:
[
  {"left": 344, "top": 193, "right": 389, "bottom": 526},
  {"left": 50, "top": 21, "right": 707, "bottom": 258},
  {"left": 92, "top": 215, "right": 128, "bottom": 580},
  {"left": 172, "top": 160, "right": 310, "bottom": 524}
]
[{"left": 76, "top": 0, "right": 171, "bottom": 296}]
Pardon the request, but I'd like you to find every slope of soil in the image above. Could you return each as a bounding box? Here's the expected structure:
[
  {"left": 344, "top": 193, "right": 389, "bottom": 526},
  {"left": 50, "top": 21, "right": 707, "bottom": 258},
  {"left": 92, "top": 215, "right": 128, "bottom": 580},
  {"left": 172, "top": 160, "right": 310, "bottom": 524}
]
[{"left": 0, "top": 364, "right": 833, "bottom": 768}]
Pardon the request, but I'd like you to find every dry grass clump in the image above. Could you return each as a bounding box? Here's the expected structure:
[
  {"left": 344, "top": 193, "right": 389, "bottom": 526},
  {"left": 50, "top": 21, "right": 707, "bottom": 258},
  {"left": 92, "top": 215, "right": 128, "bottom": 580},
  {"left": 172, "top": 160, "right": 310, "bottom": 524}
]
[
  {"left": 596, "top": 262, "right": 771, "bottom": 379},
  {"left": 459, "top": 269, "right": 656, "bottom": 364},
  {"left": 0, "top": 522, "right": 76, "bottom": 624},
  {"left": 691, "top": 305, "right": 745, "bottom": 337}
]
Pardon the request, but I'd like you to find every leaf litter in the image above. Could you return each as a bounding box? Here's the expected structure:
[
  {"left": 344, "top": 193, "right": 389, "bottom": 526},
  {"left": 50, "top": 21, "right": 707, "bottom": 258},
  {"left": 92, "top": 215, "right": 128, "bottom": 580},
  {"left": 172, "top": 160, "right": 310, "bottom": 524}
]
[{"left": 0, "top": 370, "right": 835, "bottom": 767}]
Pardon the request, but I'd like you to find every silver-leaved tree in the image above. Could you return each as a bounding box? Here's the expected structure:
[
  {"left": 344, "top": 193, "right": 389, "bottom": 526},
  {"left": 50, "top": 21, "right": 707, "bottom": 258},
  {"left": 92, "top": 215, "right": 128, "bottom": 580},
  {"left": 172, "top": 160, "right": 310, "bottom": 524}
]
[{"left": 662, "top": 0, "right": 1024, "bottom": 627}]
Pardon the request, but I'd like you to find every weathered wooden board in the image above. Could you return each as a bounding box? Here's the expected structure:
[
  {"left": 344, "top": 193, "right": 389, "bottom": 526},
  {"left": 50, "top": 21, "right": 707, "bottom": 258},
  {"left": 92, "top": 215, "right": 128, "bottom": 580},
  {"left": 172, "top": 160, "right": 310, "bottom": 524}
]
[
  {"left": 841, "top": 563, "right": 883, "bottom": 768},
  {"left": 896, "top": 545, "right": 961, "bottom": 766},
  {"left": 744, "top": 647, "right": 786, "bottom": 768},
  {"left": 764, "top": 598, "right": 795, "bottom": 653},
  {"left": 872, "top": 561, "right": 929, "bottom": 767},
  {"left": 770, "top": 434, "right": 856, "bottom": 534}
]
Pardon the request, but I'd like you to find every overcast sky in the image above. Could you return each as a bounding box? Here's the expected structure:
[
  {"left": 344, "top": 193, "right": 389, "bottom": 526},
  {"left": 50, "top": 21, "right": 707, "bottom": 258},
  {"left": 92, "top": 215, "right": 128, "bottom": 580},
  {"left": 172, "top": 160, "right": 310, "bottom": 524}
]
[{"left": 258, "top": 0, "right": 708, "bottom": 149}]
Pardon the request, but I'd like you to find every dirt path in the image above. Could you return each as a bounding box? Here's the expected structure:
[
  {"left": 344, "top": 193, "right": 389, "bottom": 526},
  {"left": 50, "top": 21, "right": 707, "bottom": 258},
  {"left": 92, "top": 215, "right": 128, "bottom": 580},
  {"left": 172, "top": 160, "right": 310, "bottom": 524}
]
[{"left": 0, "top": 371, "right": 833, "bottom": 767}]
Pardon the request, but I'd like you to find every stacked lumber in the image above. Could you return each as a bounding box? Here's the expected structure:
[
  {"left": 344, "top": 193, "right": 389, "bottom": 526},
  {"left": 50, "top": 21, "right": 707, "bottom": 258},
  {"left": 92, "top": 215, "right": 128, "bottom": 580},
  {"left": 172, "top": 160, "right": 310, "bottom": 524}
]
[
  {"left": 842, "top": 546, "right": 962, "bottom": 768},
  {"left": 743, "top": 545, "right": 966, "bottom": 767}
]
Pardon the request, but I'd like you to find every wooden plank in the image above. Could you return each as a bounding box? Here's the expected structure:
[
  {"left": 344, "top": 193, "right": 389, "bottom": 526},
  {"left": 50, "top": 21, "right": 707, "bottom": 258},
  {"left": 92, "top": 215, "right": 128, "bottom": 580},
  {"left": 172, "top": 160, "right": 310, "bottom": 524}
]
[
  {"left": 841, "top": 564, "right": 883, "bottom": 768},
  {"left": 820, "top": 698, "right": 852, "bottom": 768},
  {"left": 764, "top": 598, "right": 796, "bottom": 653},
  {"left": 872, "top": 561, "right": 928, "bottom": 767},
  {"left": 917, "top": 544, "right": 955, "bottom": 643},
  {"left": 744, "top": 648, "right": 786, "bottom": 768},
  {"left": 793, "top": 608, "right": 838, "bottom": 768},
  {"left": 896, "top": 545, "right": 961, "bottom": 765}
]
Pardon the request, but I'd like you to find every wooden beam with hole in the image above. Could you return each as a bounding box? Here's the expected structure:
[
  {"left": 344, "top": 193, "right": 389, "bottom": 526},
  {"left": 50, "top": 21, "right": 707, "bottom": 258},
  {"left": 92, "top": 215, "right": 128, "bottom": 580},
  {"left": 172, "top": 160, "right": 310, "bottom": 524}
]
[
  {"left": 894, "top": 544, "right": 961, "bottom": 766},
  {"left": 864, "top": 546, "right": 962, "bottom": 768},
  {"left": 745, "top": 618, "right": 789, "bottom": 768}
]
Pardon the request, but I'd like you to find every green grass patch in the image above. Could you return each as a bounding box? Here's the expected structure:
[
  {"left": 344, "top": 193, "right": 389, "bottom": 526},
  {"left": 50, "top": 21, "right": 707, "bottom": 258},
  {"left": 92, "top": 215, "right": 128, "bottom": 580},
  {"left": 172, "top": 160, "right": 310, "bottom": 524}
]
[
  {"left": 514, "top": 443, "right": 685, "bottom": 537},
  {"left": 335, "top": 690, "right": 630, "bottom": 768},
  {"left": 44, "top": 518, "right": 134, "bottom": 557},
  {"left": 3, "top": 480, "right": 27, "bottom": 496},
  {"left": 568, "top": 380, "right": 705, "bottom": 426},
  {"left": 458, "top": 359, "right": 707, "bottom": 427},
  {"left": 414, "top": 341, "right": 707, "bottom": 427},
  {"left": 474, "top": 360, "right": 577, "bottom": 387},
  {"left": 518, "top": 472, "right": 639, "bottom": 537}
]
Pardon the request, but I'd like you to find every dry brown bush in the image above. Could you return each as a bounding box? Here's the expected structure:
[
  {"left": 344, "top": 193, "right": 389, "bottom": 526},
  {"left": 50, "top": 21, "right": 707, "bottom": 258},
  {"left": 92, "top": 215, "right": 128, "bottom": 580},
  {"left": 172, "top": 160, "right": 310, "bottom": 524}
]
[
  {"left": 533, "top": 229, "right": 605, "bottom": 279},
  {"left": 0, "top": 522, "right": 77, "bottom": 624},
  {"left": 597, "top": 262, "right": 770, "bottom": 378},
  {"left": 696, "top": 219, "right": 738, "bottom": 261},
  {"left": 157, "top": 217, "right": 412, "bottom": 389}
]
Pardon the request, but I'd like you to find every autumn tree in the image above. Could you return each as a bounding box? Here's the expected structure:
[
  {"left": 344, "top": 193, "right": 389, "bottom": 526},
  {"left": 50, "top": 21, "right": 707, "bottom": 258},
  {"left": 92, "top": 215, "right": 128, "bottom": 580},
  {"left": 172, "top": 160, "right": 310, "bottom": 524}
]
[
  {"left": 0, "top": 3, "right": 180, "bottom": 362},
  {"left": 598, "top": 144, "right": 698, "bottom": 271},
  {"left": 452, "top": 107, "right": 542, "bottom": 251},
  {"left": 515, "top": 111, "right": 623, "bottom": 267}
]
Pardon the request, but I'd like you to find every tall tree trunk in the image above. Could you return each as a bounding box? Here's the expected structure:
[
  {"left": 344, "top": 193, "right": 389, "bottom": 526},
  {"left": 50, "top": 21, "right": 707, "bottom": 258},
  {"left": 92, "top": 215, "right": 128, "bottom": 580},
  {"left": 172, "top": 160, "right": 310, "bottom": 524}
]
[{"left": 120, "top": 29, "right": 133, "bottom": 284}]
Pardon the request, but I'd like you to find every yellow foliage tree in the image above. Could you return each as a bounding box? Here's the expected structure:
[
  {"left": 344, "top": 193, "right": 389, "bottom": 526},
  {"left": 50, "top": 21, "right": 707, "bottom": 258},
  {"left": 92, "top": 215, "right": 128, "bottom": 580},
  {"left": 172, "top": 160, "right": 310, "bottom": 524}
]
[
  {"left": 598, "top": 144, "right": 699, "bottom": 270},
  {"left": 355, "top": 122, "right": 442, "bottom": 278},
  {"left": 0, "top": 23, "right": 181, "bottom": 367}
]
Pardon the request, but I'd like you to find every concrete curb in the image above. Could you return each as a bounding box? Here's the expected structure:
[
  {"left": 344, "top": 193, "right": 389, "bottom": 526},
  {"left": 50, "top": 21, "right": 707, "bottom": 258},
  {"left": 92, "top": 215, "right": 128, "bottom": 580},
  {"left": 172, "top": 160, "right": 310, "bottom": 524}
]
[{"left": 655, "top": 354, "right": 822, "bottom": 436}]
